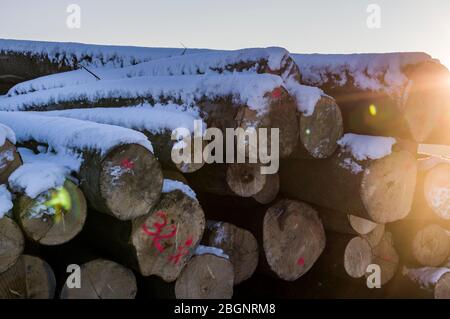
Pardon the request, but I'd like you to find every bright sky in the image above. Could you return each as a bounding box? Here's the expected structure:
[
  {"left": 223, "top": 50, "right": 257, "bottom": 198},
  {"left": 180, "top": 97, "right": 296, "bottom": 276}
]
[{"left": 1, "top": 0, "right": 449, "bottom": 68}]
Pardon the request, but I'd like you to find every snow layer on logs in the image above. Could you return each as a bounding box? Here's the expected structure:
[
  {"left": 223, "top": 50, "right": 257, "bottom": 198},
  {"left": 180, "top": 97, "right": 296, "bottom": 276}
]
[
  {"left": 0, "top": 38, "right": 210, "bottom": 69},
  {"left": 0, "top": 184, "right": 13, "bottom": 218},
  {"left": 337, "top": 133, "right": 396, "bottom": 161},
  {"left": 0, "top": 74, "right": 283, "bottom": 114},
  {"left": 0, "top": 123, "right": 16, "bottom": 146},
  {"left": 7, "top": 47, "right": 289, "bottom": 96},
  {"left": 37, "top": 103, "right": 204, "bottom": 134},
  {"left": 162, "top": 179, "right": 197, "bottom": 200},
  {"left": 0, "top": 112, "right": 153, "bottom": 154},
  {"left": 292, "top": 52, "right": 433, "bottom": 94}
]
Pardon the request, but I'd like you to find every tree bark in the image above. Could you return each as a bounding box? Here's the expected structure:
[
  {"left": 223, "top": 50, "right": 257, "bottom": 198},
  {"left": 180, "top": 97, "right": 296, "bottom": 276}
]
[
  {"left": 13, "top": 180, "right": 87, "bottom": 246},
  {"left": 280, "top": 149, "right": 418, "bottom": 223},
  {"left": 0, "top": 254, "right": 56, "bottom": 299},
  {"left": 60, "top": 259, "right": 137, "bottom": 299}
]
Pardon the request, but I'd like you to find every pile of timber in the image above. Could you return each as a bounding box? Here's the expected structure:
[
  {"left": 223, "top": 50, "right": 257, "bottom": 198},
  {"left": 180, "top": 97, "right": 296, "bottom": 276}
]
[{"left": 0, "top": 41, "right": 449, "bottom": 299}]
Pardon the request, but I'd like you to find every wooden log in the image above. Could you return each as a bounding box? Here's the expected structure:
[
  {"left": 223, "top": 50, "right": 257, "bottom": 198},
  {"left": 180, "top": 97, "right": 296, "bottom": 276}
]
[
  {"left": 0, "top": 254, "right": 56, "bottom": 299},
  {"left": 411, "top": 224, "right": 450, "bottom": 267},
  {"left": 186, "top": 163, "right": 268, "bottom": 198},
  {"left": 60, "top": 259, "right": 137, "bottom": 299},
  {"left": 174, "top": 254, "right": 234, "bottom": 299},
  {"left": 280, "top": 149, "right": 418, "bottom": 223},
  {"left": 84, "top": 189, "right": 205, "bottom": 281},
  {"left": 369, "top": 231, "right": 399, "bottom": 285},
  {"left": 203, "top": 221, "right": 258, "bottom": 285},
  {"left": 0, "top": 217, "right": 24, "bottom": 273},
  {"left": 263, "top": 199, "right": 326, "bottom": 281},
  {"left": 293, "top": 54, "right": 450, "bottom": 144},
  {"left": 403, "top": 266, "right": 450, "bottom": 299},
  {"left": 13, "top": 180, "right": 87, "bottom": 246},
  {"left": 0, "top": 140, "right": 22, "bottom": 185},
  {"left": 0, "top": 112, "right": 164, "bottom": 221}
]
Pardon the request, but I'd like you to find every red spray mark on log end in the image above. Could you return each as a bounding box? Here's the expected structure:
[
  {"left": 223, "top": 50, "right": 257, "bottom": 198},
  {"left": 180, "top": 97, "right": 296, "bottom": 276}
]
[
  {"left": 121, "top": 159, "right": 135, "bottom": 170},
  {"left": 297, "top": 257, "right": 305, "bottom": 266},
  {"left": 271, "top": 88, "right": 282, "bottom": 99}
]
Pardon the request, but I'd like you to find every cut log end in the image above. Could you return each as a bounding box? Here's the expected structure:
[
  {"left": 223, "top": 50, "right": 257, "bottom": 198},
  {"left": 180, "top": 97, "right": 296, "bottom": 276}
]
[
  {"left": 0, "top": 140, "right": 22, "bottom": 184},
  {"left": 0, "top": 255, "right": 55, "bottom": 299},
  {"left": 131, "top": 190, "right": 205, "bottom": 281},
  {"left": 0, "top": 217, "right": 24, "bottom": 273},
  {"left": 435, "top": 272, "right": 450, "bottom": 299},
  {"left": 412, "top": 224, "right": 450, "bottom": 267},
  {"left": 100, "top": 144, "right": 163, "bottom": 220},
  {"left": 361, "top": 150, "right": 418, "bottom": 223},
  {"left": 226, "top": 163, "right": 266, "bottom": 197},
  {"left": 263, "top": 199, "right": 326, "bottom": 281},
  {"left": 14, "top": 180, "right": 87, "bottom": 246},
  {"left": 60, "top": 259, "right": 137, "bottom": 299},
  {"left": 348, "top": 215, "right": 379, "bottom": 235},
  {"left": 252, "top": 173, "right": 279, "bottom": 204},
  {"left": 205, "top": 221, "right": 259, "bottom": 285},
  {"left": 363, "top": 223, "right": 386, "bottom": 248},
  {"left": 174, "top": 254, "right": 234, "bottom": 299},
  {"left": 424, "top": 163, "right": 450, "bottom": 220},
  {"left": 344, "top": 237, "right": 373, "bottom": 278},
  {"left": 371, "top": 231, "right": 399, "bottom": 285},
  {"left": 299, "top": 95, "right": 343, "bottom": 159}
]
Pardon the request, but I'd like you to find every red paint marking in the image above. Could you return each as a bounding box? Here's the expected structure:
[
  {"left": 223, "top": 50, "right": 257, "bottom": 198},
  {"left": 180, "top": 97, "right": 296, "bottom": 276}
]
[
  {"left": 297, "top": 257, "right": 305, "bottom": 266},
  {"left": 142, "top": 211, "right": 177, "bottom": 253},
  {"left": 120, "top": 159, "right": 135, "bottom": 170},
  {"left": 168, "top": 237, "right": 194, "bottom": 265},
  {"left": 271, "top": 88, "right": 282, "bottom": 99}
]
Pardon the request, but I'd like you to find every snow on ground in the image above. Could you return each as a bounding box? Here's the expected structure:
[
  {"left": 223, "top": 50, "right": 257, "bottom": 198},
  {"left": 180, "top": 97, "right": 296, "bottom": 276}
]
[
  {"left": 0, "top": 111, "right": 153, "bottom": 155},
  {"left": 195, "top": 245, "right": 229, "bottom": 259},
  {"left": 0, "top": 38, "right": 211, "bottom": 69},
  {"left": 162, "top": 179, "right": 197, "bottom": 200},
  {"left": 337, "top": 133, "right": 396, "bottom": 161},
  {"left": 0, "top": 123, "right": 16, "bottom": 146},
  {"left": 0, "top": 74, "right": 283, "bottom": 114},
  {"left": 37, "top": 103, "right": 204, "bottom": 135},
  {"left": 7, "top": 47, "right": 289, "bottom": 96},
  {"left": 0, "top": 184, "right": 13, "bottom": 218},
  {"left": 292, "top": 52, "right": 433, "bottom": 94}
]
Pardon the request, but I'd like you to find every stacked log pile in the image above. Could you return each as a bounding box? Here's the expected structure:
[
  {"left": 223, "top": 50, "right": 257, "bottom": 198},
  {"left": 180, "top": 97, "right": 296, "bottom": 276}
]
[{"left": 0, "top": 40, "right": 449, "bottom": 299}]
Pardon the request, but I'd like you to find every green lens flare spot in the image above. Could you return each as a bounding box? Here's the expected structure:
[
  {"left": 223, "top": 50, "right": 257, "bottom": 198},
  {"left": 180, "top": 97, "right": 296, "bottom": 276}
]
[
  {"left": 44, "top": 187, "right": 72, "bottom": 211},
  {"left": 369, "top": 104, "right": 377, "bottom": 116},
  {"left": 305, "top": 128, "right": 311, "bottom": 135}
]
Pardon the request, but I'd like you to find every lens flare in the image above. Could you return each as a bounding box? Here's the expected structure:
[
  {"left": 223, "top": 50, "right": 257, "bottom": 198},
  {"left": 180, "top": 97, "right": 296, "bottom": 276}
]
[
  {"left": 369, "top": 104, "right": 377, "bottom": 116},
  {"left": 44, "top": 187, "right": 72, "bottom": 222}
]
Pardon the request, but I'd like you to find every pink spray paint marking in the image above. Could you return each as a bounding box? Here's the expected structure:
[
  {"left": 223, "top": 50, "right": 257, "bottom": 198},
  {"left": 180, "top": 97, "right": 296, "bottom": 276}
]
[
  {"left": 120, "top": 159, "right": 135, "bottom": 170},
  {"left": 297, "top": 257, "right": 305, "bottom": 266},
  {"left": 142, "top": 211, "right": 177, "bottom": 253},
  {"left": 271, "top": 88, "right": 282, "bottom": 99},
  {"left": 168, "top": 237, "right": 194, "bottom": 265}
]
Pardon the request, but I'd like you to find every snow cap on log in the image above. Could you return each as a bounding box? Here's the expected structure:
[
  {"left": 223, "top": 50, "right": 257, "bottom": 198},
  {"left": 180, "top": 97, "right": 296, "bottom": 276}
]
[{"left": 0, "top": 74, "right": 284, "bottom": 115}]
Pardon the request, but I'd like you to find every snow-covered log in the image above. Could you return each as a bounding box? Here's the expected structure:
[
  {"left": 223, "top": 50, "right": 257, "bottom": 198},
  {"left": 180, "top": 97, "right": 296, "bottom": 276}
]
[
  {"left": 174, "top": 253, "right": 234, "bottom": 299},
  {"left": 292, "top": 53, "right": 450, "bottom": 144},
  {"left": 60, "top": 259, "right": 137, "bottom": 299},
  {"left": 6, "top": 46, "right": 343, "bottom": 159},
  {"left": 0, "top": 254, "right": 55, "bottom": 299},
  {"left": 203, "top": 221, "right": 258, "bottom": 285},
  {"left": 0, "top": 74, "right": 299, "bottom": 158},
  {"left": 0, "top": 38, "right": 210, "bottom": 90},
  {"left": 84, "top": 188, "right": 205, "bottom": 282},
  {"left": 404, "top": 264, "right": 450, "bottom": 299},
  {"left": 0, "top": 216, "right": 24, "bottom": 273},
  {"left": 0, "top": 124, "right": 22, "bottom": 184},
  {"left": 0, "top": 112, "right": 163, "bottom": 220},
  {"left": 280, "top": 134, "right": 418, "bottom": 223},
  {"left": 38, "top": 104, "right": 206, "bottom": 173}
]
